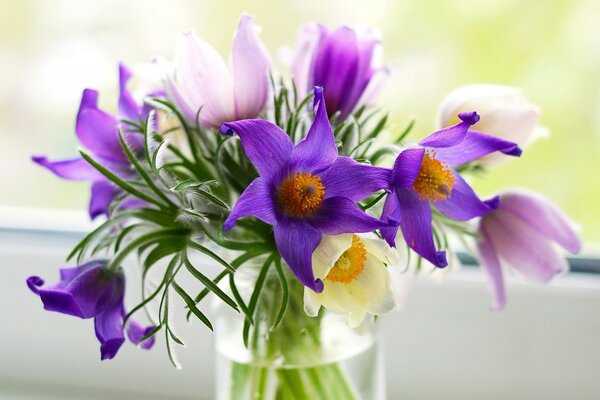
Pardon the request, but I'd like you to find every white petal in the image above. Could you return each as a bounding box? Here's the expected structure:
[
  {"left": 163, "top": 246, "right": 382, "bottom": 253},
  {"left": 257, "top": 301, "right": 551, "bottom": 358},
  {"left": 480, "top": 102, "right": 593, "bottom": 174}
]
[
  {"left": 303, "top": 287, "right": 322, "bottom": 317},
  {"left": 174, "top": 30, "right": 234, "bottom": 127},
  {"left": 311, "top": 234, "right": 353, "bottom": 279},
  {"left": 358, "top": 234, "right": 399, "bottom": 265},
  {"left": 231, "top": 14, "right": 271, "bottom": 120},
  {"left": 291, "top": 23, "right": 322, "bottom": 98},
  {"left": 356, "top": 255, "right": 395, "bottom": 314}
]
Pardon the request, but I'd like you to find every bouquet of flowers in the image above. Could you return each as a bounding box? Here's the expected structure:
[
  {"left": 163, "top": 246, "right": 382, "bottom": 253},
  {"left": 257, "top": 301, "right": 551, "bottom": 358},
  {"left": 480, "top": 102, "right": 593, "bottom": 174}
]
[{"left": 28, "top": 13, "right": 581, "bottom": 399}]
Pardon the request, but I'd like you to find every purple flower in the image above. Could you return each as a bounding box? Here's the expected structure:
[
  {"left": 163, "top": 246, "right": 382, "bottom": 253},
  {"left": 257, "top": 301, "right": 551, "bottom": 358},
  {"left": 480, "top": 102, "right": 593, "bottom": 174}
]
[
  {"left": 381, "top": 112, "right": 522, "bottom": 267},
  {"left": 477, "top": 191, "right": 582, "bottom": 310},
  {"left": 32, "top": 63, "right": 152, "bottom": 219},
  {"left": 27, "top": 260, "right": 155, "bottom": 360},
  {"left": 292, "top": 24, "right": 387, "bottom": 121},
  {"left": 220, "top": 88, "right": 391, "bottom": 292},
  {"left": 168, "top": 14, "right": 271, "bottom": 128}
]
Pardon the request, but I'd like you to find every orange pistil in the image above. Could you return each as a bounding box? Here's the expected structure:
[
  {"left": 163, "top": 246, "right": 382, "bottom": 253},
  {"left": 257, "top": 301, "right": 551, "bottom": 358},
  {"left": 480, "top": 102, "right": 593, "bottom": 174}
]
[
  {"left": 325, "top": 235, "right": 367, "bottom": 283},
  {"left": 278, "top": 172, "right": 325, "bottom": 218},
  {"left": 413, "top": 150, "right": 455, "bottom": 202}
]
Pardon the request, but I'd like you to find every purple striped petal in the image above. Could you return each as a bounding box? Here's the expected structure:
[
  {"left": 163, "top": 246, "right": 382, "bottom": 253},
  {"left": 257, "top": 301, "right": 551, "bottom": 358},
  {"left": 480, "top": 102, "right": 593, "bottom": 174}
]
[
  {"left": 500, "top": 192, "right": 581, "bottom": 254},
  {"left": 477, "top": 225, "right": 506, "bottom": 310},
  {"left": 232, "top": 14, "right": 271, "bottom": 120},
  {"left": 289, "top": 87, "right": 338, "bottom": 172},
  {"left": 274, "top": 221, "right": 324, "bottom": 293},
  {"left": 32, "top": 156, "right": 102, "bottom": 181},
  {"left": 391, "top": 148, "right": 425, "bottom": 190},
  {"left": 435, "top": 172, "right": 498, "bottom": 221},
  {"left": 30, "top": 261, "right": 121, "bottom": 319},
  {"left": 76, "top": 107, "right": 126, "bottom": 164},
  {"left": 397, "top": 190, "right": 447, "bottom": 268},
  {"left": 483, "top": 210, "right": 567, "bottom": 282},
  {"left": 319, "top": 156, "right": 391, "bottom": 202},
  {"left": 419, "top": 111, "right": 480, "bottom": 148},
  {"left": 94, "top": 303, "right": 126, "bottom": 360},
  {"left": 221, "top": 120, "right": 293, "bottom": 179},
  {"left": 89, "top": 180, "right": 119, "bottom": 219},
  {"left": 432, "top": 130, "right": 522, "bottom": 167},
  {"left": 126, "top": 320, "right": 156, "bottom": 350},
  {"left": 380, "top": 191, "right": 402, "bottom": 247},
  {"left": 118, "top": 63, "right": 140, "bottom": 122},
  {"left": 308, "top": 197, "right": 388, "bottom": 235},
  {"left": 223, "top": 178, "right": 276, "bottom": 230}
]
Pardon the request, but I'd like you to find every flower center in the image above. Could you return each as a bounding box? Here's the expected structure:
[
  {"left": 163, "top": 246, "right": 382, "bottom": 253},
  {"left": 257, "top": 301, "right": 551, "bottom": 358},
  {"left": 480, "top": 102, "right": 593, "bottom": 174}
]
[
  {"left": 412, "top": 150, "right": 455, "bottom": 202},
  {"left": 325, "top": 235, "right": 367, "bottom": 283},
  {"left": 278, "top": 172, "right": 325, "bottom": 218}
]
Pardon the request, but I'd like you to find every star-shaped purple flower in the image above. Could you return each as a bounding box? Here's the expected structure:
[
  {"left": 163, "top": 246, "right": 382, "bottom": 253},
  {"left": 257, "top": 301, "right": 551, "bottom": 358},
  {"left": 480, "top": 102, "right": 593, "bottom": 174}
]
[
  {"left": 221, "top": 87, "right": 391, "bottom": 292},
  {"left": 32, "top": 63, "right": 158, "bottom": 219},
  {"left": 381, "top": 111, "right": 522, "bottom": 267},
  {"left": 27, "top": 260, "right": 155, "bottom": 360}
]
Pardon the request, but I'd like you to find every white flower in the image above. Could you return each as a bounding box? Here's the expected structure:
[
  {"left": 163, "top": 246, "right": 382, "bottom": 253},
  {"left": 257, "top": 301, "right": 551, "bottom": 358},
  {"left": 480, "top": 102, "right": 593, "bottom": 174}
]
[
  {"left": 167, "top": 14, "right": 271, "bottom": 128},
  {"left": 437, "top": 84, "right": 547, "bottom": 166},
  {"left": 304, "top": 234, "right": 399, "bottom": 327}
]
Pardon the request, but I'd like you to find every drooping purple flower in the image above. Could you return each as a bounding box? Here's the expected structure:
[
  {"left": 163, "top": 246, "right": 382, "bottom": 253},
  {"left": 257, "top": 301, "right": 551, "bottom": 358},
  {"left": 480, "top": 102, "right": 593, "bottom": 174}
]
[
  {"left": 477, "top": 191, "right": 581, "bottom": 310},
  {"left": 32, "top": 63, "right": 155, "bottom": 219},
  {"left": 381, "top": 112, "right": 522, "bottom": 268},
  {"left": 220, "top": 87, "right": 391, "bottom": 292},
  {"left": 292, "top": 24, "right": 387, "bottom": 121},
  {"left": 167, "top": 14, "right": 271, "bottom": 128},
  {"left": 27, "top": 260, "right": 155, "bottom": 360}
]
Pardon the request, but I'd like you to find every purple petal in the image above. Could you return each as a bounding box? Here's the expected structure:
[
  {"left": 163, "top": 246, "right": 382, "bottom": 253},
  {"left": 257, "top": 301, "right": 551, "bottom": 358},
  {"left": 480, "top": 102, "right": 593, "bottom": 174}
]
[
  {"left": 500, "top": 192, "right": 581, "bottom": 254},
  {"left": 289, "top": 87, "right": 338, "bottom": 172},
  {"left": 274, "top": 221, "right": 324, "bottom": 292},
  {"left": 477, "top": 226, "right": 506, "bottom": 310},
  {"left": 380, "top": 192, "right": 401, "bottom": 247},
  {"left": 391, "top": 148, "right": 425, "bottom": 190},
  {"left": 126, "top": 320, "right": 156, "bottom": 350},
  {"left": 76, "top": 107, "right": 127, "bottom": 164},
  {"left": 397, "top": 190, "right": 447, "bottom": 268},
  {"left": 221, "top": 119, "right": 293, "bottom": 179},
  {"left": 26, "top": 276, "right": 44, "bottom": 295},
  {"left": 35, "top": 261, "right": 122, "bottom": 318},
  {"left": 94, "top": 303, "right": 126, "bottom": 360},
  {"left": 89, "top": 180, "right": 119, "bottom": 219},
  {"left": 79, "top": 89, "right": 99, "bottom": 113},
  {"left": 118, "top": 63, "right": 140, "bottom": 122},
  {"left": 434, "top": 172, "right": 498, "bottom": 221},
  {"left": 308, "top": 196, "right": 388, "bottom": 235},
  {"left": 482, "top": 210, "right": 567, "bottom": 282},
  {"left": 223, "top": 178, "right": 276, "bottom": 230},
  {"left": 419, "top": 111, "right": 480, "bottom": 148},
  {"left": 232, "top": 14, "right": 271, "bottom": 120},
  {"left": 319, "top": 156, "right": 391, "bottom": 202},
  {"left": 32, "top": 156, "right": 102, "bottom": 181},
  {"left": 432, "top": 130, "right": 522, "bottom": 167}
]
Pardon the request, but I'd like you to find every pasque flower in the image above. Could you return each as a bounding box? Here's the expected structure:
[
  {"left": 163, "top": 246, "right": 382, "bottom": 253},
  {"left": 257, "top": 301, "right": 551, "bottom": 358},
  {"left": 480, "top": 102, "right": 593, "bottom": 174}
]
[
  {"left": 381, "top": 111, "right": 522, "bottom": 267},
  {"left": 438, "top": 84, "right": 545, "bottom": 166},
  {"left": 32, "top": 63, "right": 154, "bottom": 219},
  {"left": 477, "top": 191, "right": 581, "bottom": 310},
  {"left": 221, "top": 88, "right": 391, "bottom": 292},
  {"left": 27, "top": 260, "right": 155, "bottom": 360},
  {"left": 304, "top": 233, "right": 398, "bottom": 327},
  {"left": 292, "top": 23, "right": 387, "bottom": 121},
  {"left": 168, "top": 14, "right": 271, "bottom": 128}
]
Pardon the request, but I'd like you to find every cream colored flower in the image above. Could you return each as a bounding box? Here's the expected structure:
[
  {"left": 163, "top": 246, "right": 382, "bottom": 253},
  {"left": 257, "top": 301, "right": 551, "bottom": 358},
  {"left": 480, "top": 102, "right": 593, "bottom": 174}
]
[
  {"left": 438, "top": 84, "right": 547, "bottom": 166},
  {"left": 304, "top": 234, "right": 398, "bottom": 327}
]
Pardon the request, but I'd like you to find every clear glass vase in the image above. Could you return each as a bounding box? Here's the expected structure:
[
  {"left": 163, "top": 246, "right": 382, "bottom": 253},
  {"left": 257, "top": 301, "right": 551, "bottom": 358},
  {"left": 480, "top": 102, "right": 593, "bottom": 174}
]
[{"left": 213, "top": 259, "right": 386, "bottom": 400}]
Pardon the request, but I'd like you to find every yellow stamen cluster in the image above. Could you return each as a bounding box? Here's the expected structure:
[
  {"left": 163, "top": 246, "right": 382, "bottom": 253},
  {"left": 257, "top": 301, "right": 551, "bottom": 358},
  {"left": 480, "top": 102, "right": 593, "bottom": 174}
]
[
  {"left": 413, "top": 150, "right": 455, "bottom": 202},
  {"left": 325, "top": 235, "right": 367, "bottom": 283},
  {"left": 278, "top": 172, "right": 325, "bottom": 218}
]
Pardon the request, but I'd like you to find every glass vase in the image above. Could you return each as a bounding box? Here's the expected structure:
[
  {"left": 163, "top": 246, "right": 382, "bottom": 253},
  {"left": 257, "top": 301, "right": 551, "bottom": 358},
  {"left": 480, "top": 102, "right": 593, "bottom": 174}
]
[{"left": 213, "top": 259, "right": 386, "bottom": 400}]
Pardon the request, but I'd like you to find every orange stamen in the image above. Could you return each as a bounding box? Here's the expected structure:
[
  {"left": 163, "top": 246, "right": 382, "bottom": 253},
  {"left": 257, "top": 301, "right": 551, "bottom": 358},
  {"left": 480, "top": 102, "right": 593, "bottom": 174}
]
[
  {"left": 325, "top": 235, "right": 367, "bottom": 283},
  {"left": 278, "top": 172, "right": 325, "bottom": 218},
  {"left": 413, "top": 150, "right": 455, "bottom": 202}
]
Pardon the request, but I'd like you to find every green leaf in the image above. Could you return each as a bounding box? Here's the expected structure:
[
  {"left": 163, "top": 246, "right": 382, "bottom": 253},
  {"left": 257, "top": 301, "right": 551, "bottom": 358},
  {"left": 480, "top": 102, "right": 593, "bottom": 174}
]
[
  {"left": 139, "top": 323, "right": 163, "bottom": 344},
  {"left": 271, "top": 256, "right": 288, "bottom": 331},
  {"left": 187, "top": 240, "right": 235, "bottom": 273},
  {"left": 172, "top": 281, "right": 213, "bottom": 331},
  {"left": 79, "top": 150, "right": 164, "bottom": 208},
  {"left": 182, "top": 256, "right": 239, "bottom": 313},
  {"left": 243, "top": 254, "right": 275, "bottom": 348}
]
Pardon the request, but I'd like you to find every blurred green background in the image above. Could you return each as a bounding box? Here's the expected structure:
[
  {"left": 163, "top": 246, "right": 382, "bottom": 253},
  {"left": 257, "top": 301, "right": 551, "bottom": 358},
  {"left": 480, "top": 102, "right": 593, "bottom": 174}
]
[{"left": 1, "top": 0, "right": 599, "bottom": 242}]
